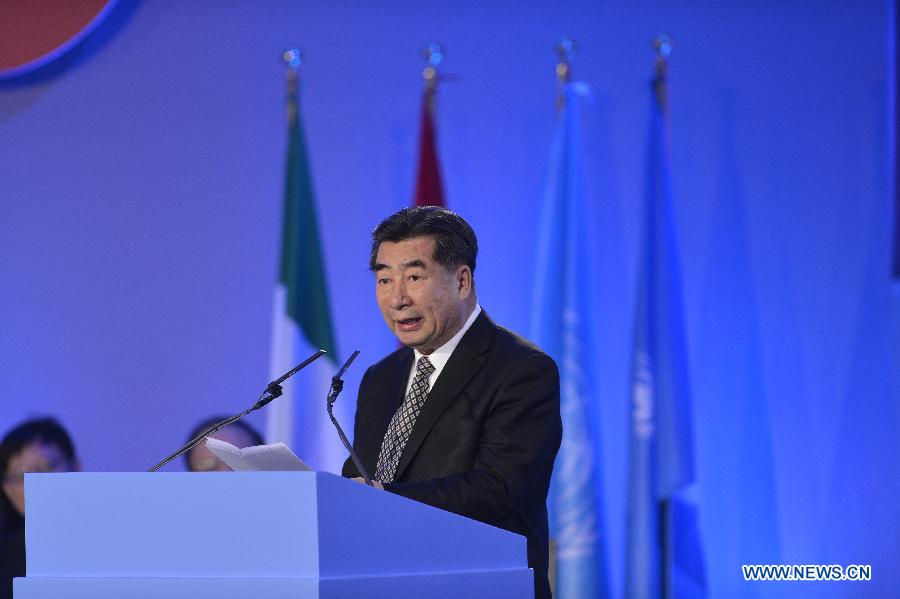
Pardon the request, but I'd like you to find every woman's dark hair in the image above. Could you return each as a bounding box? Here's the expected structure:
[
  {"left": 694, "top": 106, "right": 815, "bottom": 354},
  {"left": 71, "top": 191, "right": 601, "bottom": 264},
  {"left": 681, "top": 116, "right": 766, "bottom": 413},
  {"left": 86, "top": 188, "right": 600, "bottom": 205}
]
[
  {"left": 369, "top": 206, "right": 478, "bottom": 274},
  {"left": 0, "top": 417, "right": 76, "bottom": 530},
  {"left": 183, "top": 417, "right": 265, "bottom": 469}
]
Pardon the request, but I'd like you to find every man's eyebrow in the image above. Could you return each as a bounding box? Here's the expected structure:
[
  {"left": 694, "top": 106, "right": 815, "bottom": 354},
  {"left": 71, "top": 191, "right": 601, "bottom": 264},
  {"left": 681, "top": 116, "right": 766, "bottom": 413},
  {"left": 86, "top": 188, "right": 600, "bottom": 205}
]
[
  {"left": 372, "top": 259, "right": 427, "bottom": 273},
  {"left": 401, "top": 259, "right": 427, "bottom": 269}
]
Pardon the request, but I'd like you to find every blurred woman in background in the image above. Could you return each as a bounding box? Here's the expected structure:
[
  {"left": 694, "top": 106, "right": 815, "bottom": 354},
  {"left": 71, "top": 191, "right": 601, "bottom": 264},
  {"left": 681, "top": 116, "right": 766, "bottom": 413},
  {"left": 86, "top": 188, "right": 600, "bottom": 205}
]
[{"left": 0, "top": 418, "right": 80, "bottom": 599}]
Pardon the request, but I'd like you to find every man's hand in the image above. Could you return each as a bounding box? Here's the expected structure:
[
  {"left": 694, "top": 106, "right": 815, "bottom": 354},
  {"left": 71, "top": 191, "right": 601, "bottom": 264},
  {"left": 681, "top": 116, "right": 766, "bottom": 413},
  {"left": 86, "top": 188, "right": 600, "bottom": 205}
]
[{"left": 352, "top": 477, "right": 384, "bottom": 490}]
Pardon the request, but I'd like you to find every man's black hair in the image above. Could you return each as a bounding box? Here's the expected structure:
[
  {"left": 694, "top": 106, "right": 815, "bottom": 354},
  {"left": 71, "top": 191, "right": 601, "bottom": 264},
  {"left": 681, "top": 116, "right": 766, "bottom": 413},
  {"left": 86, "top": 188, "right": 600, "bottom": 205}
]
[
  {"left": 183, "top": 417, "right": 265, "bottom": 470},
  {"left": 369, "top": 206, "right": 478, "bottom": 273}
]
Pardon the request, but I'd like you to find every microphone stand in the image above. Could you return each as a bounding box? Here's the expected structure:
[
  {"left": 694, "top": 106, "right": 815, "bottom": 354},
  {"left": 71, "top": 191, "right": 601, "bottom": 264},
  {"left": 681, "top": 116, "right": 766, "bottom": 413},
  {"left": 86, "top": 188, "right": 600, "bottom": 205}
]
[
  {"left": 148, "top": 349, "right": 327, "bottom": 472},
  {"left": 325, "top": 350, "right": 373, "bottom": 486}
]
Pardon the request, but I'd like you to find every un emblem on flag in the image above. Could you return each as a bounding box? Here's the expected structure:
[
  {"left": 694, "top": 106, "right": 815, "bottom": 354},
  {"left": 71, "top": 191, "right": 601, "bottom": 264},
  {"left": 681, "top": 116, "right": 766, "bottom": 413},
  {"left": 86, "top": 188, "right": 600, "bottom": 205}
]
[{"left": 631, "top": 351, "right": 654, "bottom": 439}]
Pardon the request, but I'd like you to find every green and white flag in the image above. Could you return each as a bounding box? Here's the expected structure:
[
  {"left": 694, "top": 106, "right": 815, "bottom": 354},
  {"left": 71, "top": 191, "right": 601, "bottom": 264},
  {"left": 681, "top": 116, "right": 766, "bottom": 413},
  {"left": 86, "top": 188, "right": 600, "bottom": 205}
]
[{"left": 266, "top": 60, "right": 342, "bottom": 471}]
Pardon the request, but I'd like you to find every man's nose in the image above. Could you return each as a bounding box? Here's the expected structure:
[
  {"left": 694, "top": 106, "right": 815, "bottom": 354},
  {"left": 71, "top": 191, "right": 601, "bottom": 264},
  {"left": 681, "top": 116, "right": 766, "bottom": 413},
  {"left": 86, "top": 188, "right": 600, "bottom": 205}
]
[{"left": 390, "top": 279, "right": 410, "bottom": 309}]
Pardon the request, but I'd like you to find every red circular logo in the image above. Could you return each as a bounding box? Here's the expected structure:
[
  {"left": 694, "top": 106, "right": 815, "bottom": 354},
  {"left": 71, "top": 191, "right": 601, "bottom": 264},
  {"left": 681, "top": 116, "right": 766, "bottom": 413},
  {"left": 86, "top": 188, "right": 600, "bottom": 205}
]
[{"left": 0, "top": 0, "right": 118, "bottom": 79}]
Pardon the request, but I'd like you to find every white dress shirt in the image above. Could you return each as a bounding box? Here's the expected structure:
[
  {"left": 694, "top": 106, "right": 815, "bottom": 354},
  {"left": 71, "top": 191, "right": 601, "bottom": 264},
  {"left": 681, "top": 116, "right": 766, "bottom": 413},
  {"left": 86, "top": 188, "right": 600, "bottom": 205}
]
[{"left": 403, "top": 304, "right": 482, "bottom": 397}]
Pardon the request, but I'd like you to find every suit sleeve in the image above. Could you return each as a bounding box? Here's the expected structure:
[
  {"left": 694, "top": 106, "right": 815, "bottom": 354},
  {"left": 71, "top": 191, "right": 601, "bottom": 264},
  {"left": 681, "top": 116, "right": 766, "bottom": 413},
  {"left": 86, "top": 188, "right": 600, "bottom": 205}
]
[{"left": 382, "top": 352, "right": 562, "bottom": 526}]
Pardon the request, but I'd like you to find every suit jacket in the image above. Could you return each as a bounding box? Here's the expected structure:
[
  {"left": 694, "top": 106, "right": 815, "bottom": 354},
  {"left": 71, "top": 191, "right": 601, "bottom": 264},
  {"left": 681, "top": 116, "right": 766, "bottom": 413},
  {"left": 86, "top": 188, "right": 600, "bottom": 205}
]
[{"left": 343, "top": 311, "right": 562, "bottom": 599}]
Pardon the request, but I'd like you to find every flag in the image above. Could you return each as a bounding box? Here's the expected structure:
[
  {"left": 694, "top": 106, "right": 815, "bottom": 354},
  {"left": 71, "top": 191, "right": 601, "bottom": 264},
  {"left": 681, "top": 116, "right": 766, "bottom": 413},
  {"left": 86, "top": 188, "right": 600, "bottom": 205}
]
[
  {"left": 266, "top": 63, "right": 342, "bottom": 471},
  {"left": 894, "top": 4, "right": 900, "bottom": 279},
  {"left": 413, "top": 83, "right": 444, "bottom": 207},
  {"left": 530, "top": 82, "right": 609, "bottom": 599},
  {"left": 625, "top": 55, "right": 705, "bottom": 599}
]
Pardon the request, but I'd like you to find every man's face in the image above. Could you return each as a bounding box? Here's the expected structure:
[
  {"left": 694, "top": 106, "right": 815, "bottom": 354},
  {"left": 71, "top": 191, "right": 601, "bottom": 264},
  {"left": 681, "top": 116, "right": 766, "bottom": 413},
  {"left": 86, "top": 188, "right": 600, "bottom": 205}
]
[{"left": 374, "top": 236, "right": 473, "bottom": 354}]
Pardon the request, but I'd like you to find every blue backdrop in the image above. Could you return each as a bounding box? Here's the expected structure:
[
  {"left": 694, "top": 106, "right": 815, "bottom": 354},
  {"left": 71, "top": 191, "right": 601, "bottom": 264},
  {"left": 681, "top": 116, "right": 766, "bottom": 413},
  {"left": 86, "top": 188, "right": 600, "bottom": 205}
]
[{"left": 1, "top": 2, "right": 897, "bottom": 597}]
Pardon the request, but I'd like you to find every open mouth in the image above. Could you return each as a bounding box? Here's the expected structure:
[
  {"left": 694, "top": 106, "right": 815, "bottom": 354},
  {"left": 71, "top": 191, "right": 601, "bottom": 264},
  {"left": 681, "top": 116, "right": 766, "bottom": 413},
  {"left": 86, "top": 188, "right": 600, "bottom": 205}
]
[{"left": 397, "top": 317, "right": 423, "bottom": 331}]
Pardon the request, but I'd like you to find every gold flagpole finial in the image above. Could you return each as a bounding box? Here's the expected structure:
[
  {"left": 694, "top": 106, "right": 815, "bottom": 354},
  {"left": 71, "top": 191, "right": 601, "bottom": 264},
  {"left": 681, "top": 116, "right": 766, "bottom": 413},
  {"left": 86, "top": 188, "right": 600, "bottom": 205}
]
[
  {"left": 555, "top": 38, "right": 577, "bottom": 111},
  {"left": 651, "top": 35, "right": 672, "bottom": 112},
  {"left": 422, "top": 43, "right": 443, "bottom": 93}
]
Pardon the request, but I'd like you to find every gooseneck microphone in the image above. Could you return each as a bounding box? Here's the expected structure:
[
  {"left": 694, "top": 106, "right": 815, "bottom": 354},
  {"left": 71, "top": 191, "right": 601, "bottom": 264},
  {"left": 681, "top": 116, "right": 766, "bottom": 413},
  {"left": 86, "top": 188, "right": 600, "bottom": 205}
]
[
  {"left": 325, "top": 350, "right": 373, "bottom": 486},
  {"left": 148, "top": 349, "right": 327, "bottom": 472}
]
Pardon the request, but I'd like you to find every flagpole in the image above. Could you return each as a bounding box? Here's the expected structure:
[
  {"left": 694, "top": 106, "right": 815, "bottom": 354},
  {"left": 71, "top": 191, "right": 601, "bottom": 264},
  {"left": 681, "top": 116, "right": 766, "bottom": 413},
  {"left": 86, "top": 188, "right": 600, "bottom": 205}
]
[
  {"left": 538, "top": 36, "right": 610, "bottom": 599},
  {"left": 413, "top": 43, "right": 446, "bottom": 207},
  {"left": 653, "top": 34, "right": 674, "bottom": 599},
  {"left": 422, "top": 42, "right": 442, "bottom": 97},
  {"left": 554, "top": 38, "right": 576, "bottom": 111},
  {"left": 283, "top": 48, "right": 300, "bottom": 124},
  {"left": 652, "top": 34, "right": 672, "bottom": 115},
  {"left": 421, "top": 42, "right": 441, "bottom": 156},
  {"left": 548, "top": 38, "right": 575, "bottom": 590},
  {"left": 267, "top": 47, "right": 342, "bottom": 468}
]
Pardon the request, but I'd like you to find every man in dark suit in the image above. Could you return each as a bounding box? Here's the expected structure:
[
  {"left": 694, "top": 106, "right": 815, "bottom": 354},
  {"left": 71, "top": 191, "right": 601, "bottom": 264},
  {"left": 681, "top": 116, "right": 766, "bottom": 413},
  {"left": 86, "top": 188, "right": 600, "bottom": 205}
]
[{"left": 342, "top": 206, "right": 562, "bottom": 599}]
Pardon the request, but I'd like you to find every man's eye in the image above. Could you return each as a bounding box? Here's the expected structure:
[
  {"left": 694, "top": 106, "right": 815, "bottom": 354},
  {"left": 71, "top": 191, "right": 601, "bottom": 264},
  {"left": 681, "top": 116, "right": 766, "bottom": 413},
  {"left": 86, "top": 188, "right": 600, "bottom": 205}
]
[
  {"left": 409, "top": 275, "right": 422, "bottom": 282},
  {"left": 377, "top": 277, "right": 390, "bottom": 285}
]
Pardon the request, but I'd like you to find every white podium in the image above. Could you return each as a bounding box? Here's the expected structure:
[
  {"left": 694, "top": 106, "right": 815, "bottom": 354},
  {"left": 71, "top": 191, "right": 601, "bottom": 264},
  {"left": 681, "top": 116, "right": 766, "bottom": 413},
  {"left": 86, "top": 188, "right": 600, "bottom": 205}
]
[{"left": 15, "top": 471, "right": 533, "bottom": 598}]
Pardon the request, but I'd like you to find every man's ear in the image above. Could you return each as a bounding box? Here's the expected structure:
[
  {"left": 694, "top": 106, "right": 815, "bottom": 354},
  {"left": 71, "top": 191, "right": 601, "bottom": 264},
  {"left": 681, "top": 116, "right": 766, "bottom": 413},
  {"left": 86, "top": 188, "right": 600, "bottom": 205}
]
[{"left": 457, "top": 265, "right": 473, "bottom": 299}]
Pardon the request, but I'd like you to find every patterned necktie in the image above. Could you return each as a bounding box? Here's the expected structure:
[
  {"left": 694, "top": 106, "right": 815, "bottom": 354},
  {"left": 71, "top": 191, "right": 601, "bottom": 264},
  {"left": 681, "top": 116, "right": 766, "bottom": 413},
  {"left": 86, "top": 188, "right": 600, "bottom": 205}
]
[{"left": 375, "top": 356, "right": 436, "bottom": 483}]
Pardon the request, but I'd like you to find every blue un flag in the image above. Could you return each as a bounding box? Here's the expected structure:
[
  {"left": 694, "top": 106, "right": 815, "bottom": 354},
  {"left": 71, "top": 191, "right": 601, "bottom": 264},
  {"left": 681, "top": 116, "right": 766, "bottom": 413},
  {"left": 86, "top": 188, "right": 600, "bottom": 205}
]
[
  {"left": 624, "top": 58, "right": 706, "bottom": 599},
  {"left": 530, "top": 82, "right": 610, "bottom": 599}
]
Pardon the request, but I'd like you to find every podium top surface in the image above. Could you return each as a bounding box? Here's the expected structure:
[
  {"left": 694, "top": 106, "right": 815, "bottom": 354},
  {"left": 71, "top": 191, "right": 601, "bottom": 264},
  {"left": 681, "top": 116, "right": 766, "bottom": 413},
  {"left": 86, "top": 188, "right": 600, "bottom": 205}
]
[{"left": 25, "top": 471, "right": 527, "bottom": 578}]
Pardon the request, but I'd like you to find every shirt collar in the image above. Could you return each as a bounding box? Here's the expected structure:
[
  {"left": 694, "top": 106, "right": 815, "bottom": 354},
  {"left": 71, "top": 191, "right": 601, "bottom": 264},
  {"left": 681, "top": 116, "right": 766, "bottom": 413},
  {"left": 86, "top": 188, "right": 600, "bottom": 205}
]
[{"left": 412, "top": 303, "right": 481, "bottom": 374}]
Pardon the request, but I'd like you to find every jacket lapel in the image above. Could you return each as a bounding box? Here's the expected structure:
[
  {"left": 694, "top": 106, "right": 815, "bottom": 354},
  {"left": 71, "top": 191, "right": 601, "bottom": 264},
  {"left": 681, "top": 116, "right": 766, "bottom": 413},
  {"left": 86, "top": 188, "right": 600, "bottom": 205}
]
[
  {"left": 365, "top": 348, "right": 413, "bottom": 474},
  {"left": 394, "top": 311, "right": 494, "bottom": 479}
]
